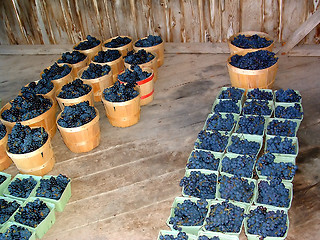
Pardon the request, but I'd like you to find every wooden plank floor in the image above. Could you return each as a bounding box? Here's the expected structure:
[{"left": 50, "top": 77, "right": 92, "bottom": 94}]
[{"left": 0, "top": 51, "right": 319, "bottom": 240}]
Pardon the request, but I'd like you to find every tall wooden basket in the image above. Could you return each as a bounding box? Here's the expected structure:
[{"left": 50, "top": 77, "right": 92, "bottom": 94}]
[
  {"left": 92, "top": 54, "right": 124, "bottom": 83},
  {"left": 73, "top": 40, "right": 102, "bottom": 61},
  {"left": 0, "top": 132, "right": 12, "bottom": 171},
  {"left": 40, "top": 65, "right": 74, "bottom": 91},
  {"left": 133, "top": 38, "right": 164, "bottom": 67},
  {"left": 57, "top": 108, "right": 101, "bottom": 153},
  {"left": 57, "top": 55, "right": 90, "bottom": 78},
  {"left": 102, "top": 36, "right": 133, "bottom": 57}
]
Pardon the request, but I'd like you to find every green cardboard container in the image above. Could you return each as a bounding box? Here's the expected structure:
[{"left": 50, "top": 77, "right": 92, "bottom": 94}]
[
  {"left": 211, "top": 99, "right": 242, "bottom": 115},
  {"left": 265, "top": 117, "right": 300, "bottom": 137},
  {"left": 202, "top": 199, "right": 249, "bottom": 237},
  {"left": 197, "top": 231, "right": 239, "bottom": 240},
  {"left": 216, "top": 172, "right": 257, "bottom": 207},
  {"left": 0, "top": 196, "right": 23, "bottom": 228},
  {"left": 166, "top": 196, "right": 211, "bottom": 236},
  {"left": 11, "top": 197, "right": 55, "bottom": 239},
  {"left": 274, "top": 102, "right": 303, "bottom": 121},
  {"left": 255, "top": 155, "right": 296, "bottom": 182},
  {"left": 242, "top": 99, "right": 274, "bottom": 117},
  {"left": 186, "top": 149, "right": 224, "bottom": 172},
  {"left": 157, "top": 230, "right": 197, "bottom": 240},
  {"left": 219, "top": 153, "right": 256, "bottom": 178},
  {"left": 35, "top": 175, "right": 71, "bottom": 212},
  {"left": 254, "top": 179, "right": 293, "bottom": 210},
  {"left": 274, "top": 89, "right": 301, "bottom": 104},
  {"left": 226, "top": 133, "right": 263, "bottom": 158},
  {"left": 265, "top": 135, "right": 299, "bottom": 158},
  {"left": 3, "top": 174, "right": 41, "bottom": 202},
  {"left": 203, "top": 113, "right": 239, "bottom": 133},
  {"left": 182, "top": 169, "right": 219, "bottom": 200},
  {"left": 246, "top": 88, "right": 274, "bottom": 102},
  {"left": 234, "top": 115, "right": 268, "bottom": 136},
  {"left": 0, "top": 172, "right": 11, "bottom": 196},
  {"left": 194, "top": 130, "right": 230, "bottom": 153},
  {"left": 216, "top": 87, "right": 246, "bottom": 104},
  {"left": 0, "top": 221, "right": 36, "bottom": 240},
  {"left": 244, "top": 205, "right": 289, "bottom": 240}
]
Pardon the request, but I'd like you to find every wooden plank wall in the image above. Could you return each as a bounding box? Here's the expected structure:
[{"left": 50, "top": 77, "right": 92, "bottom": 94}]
[{"left": 0, "top": 0, "right": 319, "bottom": 45}]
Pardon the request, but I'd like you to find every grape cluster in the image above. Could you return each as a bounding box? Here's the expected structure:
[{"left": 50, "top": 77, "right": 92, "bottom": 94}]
[
  {"left": 267, "top": 119, "right": 297, "bottom": 137},
  {"left": 0, "top": 175, "right": 7, "bottom": 184},
  {"left": 257, "top": 179, "right": 290, "bottom": 208},
  {"left": 7, "top": 176, "right": 37, "bottom": 198},
  {"left": 266, "top": 136, "right": 296, "bottom": 155},
  {"left": 275, "top": 104, "right": 303, "bottom": 119},
  {"left": 1, "top": 92, "right": 52, "bottom": 122},
  {"left": 81, "top": 63, "right": 111, "bottom": 79},
  {"left": 218, "top": 175, "right": 255, "bottom": 203},
  {"left": 198, "top": 236, "right": 220, "bottom": 240},
  {"left": 41, "top": 63, "right": 72, "bottom": 80},
  {"left": 118, "top": 65, "right": 151, "bottom": 84},
  {"left": 242, "top": 100, "right": 272, "bottom": 116},
  {"left": 0, "top": 123, "right": 6, "bottom": 140},
  {"left": 204, "top": 201, "right": 245, "bottom": 233},
  {"left": 230, "top": 50, "right": 278, "bottom": 70},
  {"left": 57, "top": 51, "right": 86, "bottom": 64},
  {"left": 135, "top": 35, "right": 162, "bottom": 47},
  {"left": 7, "top": 123, "right": 48, "bottom": 154},
  {"left": 186, "top": 150, "right": 220, "bottom": 171},
  {"left": 213, "top": 100, "right": 240, "bottom": 113},
  {"left": 0, "top": 224, "right": 33, "bottom": 240},
  {"left": 221, "top": 155, "right": 255, "bottom": 178},
  {"left": 169, "top": 199, "right": 208, "bottom": 230},
  {"left": 231, "top": 34, "right": 273, "bottom": 49},
  {"left": 205, "top": 113, "right": 236, "bottom": 131},
  {"left": 36, "top": 174, "right": 70, "bottom": 200},
  {"left": 74, "top": 35, "right": 100, "bottom": 50},
  {"left": 247, "top": 88, "right": 273, "bottom": 101},
  {"left": 0, "top": 199, "right": 20, "bottom": 224},
  {"left": 57, "top": 79, "right": 91, "bottom": 99},
  {"left": 57, "top": 101, "right": 96, "bottom": 128},
  {"left": 93, "top": 50, "right": 121, "bottom": 63},
  {"left": 124, "top": 50, "right": 155, "bottom": 65},
  {"left": 275, "top": 89, "right": 301, "bottom": 103},
  {"left": 246, "top": 206, "right": 288, "bottom": 238},
  {"left": 256, "top": 153, "right": 298, "bottom": 180},
  {"left": 180, "top": 171, "right": 217, "bottom": 199},
  {"left": 14, "top": 199, "right": 50, "bottom": 228},
  {"left": 159, "top": 232, "right": 189, "bottom": 240},
  {"left": 218, "top": 87, "right": 244, "bottom": 101},
  {"left": 236, "top": 115, "right": 265, "bottom": 135},
  {"left": 21, "top": 78, "right": 54, "bottom": 95},
  {"left": 194, "top": 130, "right": 228, "bottom": 152},
  {"left": 227, "top": 135, "right": 260, "bottom": 156},
  {"left": 103, "top": 81, "right": 138, "bottom": 102},
  {"left": 104, "top": 36, "right": 132, "bottom": 48}
]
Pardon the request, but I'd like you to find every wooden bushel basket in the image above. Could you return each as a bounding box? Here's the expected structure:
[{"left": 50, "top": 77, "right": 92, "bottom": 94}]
[
  {"left": 57, "top": 55, "right": 90, "bottom": 79},
  {"left": 133, "top": 38, "right": 164, "bottom": 67},
  {"left": 228, "top": 31, "right": 274, "bottom": 55},
  {"left": 78, "top": 66, "right": 114, "bottom": 102},
  {"left": 73, "top": 40, "right": 102, "bottom": 61},
  {"left": 0, "top": 98, "right": 57, "bottom": 138},
  {"left": 102, "top": 36, "right": 133, "bottom": 57},
  {"left": 227, "top": 51, "right": 278, "bottom": 90},
  {"left": 0, "top": 132, "right": 12, "bottom": 171},
  {"left": 57, "top": 108, "right": 100, "bottom": 153},
  {"left": 6, "top": 136, "right": 55, "bottom": 176},
  {"left": 55, "top": 85, "right": 94, "bottom": 111},
  {"left": 101, "top": 87, "right": 141, "bottom": 128},
  {"left": 124, "top": 52, "right": 158, "bottom": 82},
  {"left": 41, "top": 66, "right": 74, "bottom": 91}
]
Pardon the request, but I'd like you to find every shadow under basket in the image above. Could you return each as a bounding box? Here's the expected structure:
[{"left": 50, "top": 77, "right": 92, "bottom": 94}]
[
  {"left": 0, "top": 99, "right": 57, "bottom": 138},
  {"left": 101, "top": 91, "right": 141, "bottom": 128},
  {"left": 6, "top": 137, "right": 55, "bottom": 176},
  {"left": 102, "top": 36, "right": 133, "bottom": 57},
  {"left": 57, "top": 108, "right": 101, "bottom": 153},
  {"left": 227, "top": 51, "right": 278, "bottom": 90},
  {"left": 0, "top": 132, "right": 12, "bottom": 171},
  {"left": 133, "top": 39, "right": 164, "bottom": 67}
]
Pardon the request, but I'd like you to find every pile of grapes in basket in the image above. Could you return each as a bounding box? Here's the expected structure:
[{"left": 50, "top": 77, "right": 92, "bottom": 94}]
[{"left": 157, "top": 87, "right": 303, "bottom": 240}]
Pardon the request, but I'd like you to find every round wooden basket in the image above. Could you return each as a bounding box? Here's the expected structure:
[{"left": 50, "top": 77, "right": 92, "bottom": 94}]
[
  {"left": 78, "top": 66, "right": 114, "bottom": 102},
  {"left": 92, "top": 55, "right": 124, "bottom": 83},
  {"left": 101, "top": 87, "right": 141, "bottom": 128},
  {"left": 0, "top": 99, "right": 57, "bottom": 138},
  {"left": 227, "top": 50, "right": 278, "bottom": 90},
  {"left": 124, "top": 52, "right": 158, "bottom": 82},
  {"left": 57, "top": 108, "right": 101, "bottom": 153},
  {"left": 0, "top": 132, "right": 12, "bottom": 171},
  {"left": 6, "top": 136, "right": 55, "bottom": 176},
  {"left": 55, "top": 85, "right": 94, "bottom": 111},
  {"left": 102, "top": 36, "right": 133, "bottom": 57},
  {"left": 73, "top": 40, "right": 102, "bottom": 61},
  {"left": 57, "top": 55, "right": 90, "bottom": 79},
  {"left": 119, "top": 68, "right": 154, "bottom": 106},
  {"left": 41, "top": 65, "right": 74, "bottom": 91},
  {"left": 228, "top": 31, "right": 274, "bottom": 55},
  {"left": 133, "top": 38, "right": 164, "bottom": 67}
]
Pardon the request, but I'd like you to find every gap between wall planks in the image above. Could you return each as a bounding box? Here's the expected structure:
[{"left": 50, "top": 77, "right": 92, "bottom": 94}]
[{"left": 0, "top": 43, "right": 319, "bottom": 56}]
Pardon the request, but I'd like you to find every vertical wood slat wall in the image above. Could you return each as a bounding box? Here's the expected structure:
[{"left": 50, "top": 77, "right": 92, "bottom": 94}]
[{"left": 0, "top": 0, "right": 319, "bottom": 45}]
